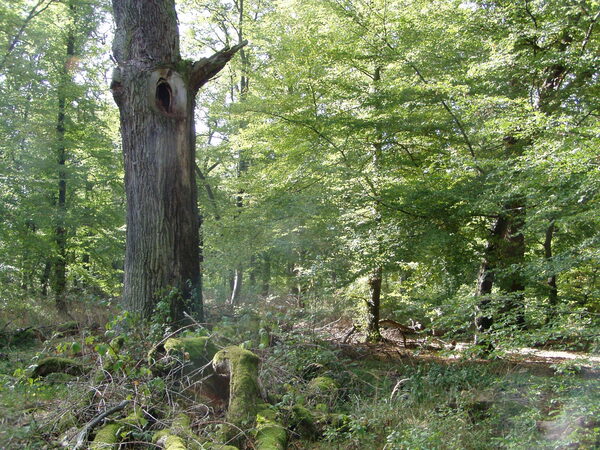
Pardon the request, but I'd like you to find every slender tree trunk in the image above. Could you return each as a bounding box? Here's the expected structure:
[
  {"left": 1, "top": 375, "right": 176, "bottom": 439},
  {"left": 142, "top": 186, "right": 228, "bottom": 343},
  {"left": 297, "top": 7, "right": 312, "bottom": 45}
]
[
  {"left": 229, "top": 267, "right": 243, "bottom": 305},
  {"left": 366, "top": 266, "right": 383, "bottom": 343},
  {"left": 544, "top": 220, "right": 558, "bottom": 322},
  {"left": 474, "top": 214, "right": 509, "bottom": 342},
  {"left": 228, "top": 0, "right": 249, "bottom": 306},
  {"left": 52, "top": 8, "right": 76, "bottom": 318},
  {"left": 261, "top": 254, "right": 270, "bottom": 297},
  {"left": 363, "top": 66, "right": 384, "bottom": 343},
  {"left": 40, "top": 260, "right": 51, "bottom": 296},
  {"left": 249, "top": 254, "right": 256, "bottom": 288},
  {"left": 196, "top": 213, "right": 205, "bottom": 318},
  {"left": 110, "top": 0, "right": 245, "bottom": 323}
]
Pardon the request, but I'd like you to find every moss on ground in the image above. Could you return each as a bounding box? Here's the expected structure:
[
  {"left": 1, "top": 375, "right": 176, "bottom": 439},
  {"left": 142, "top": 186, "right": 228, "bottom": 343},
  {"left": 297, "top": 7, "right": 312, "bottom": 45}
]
[
  {"left": 153, "top": 413, "right": 203, "bottom": 449},
  {"left": 255, "top": 405, "right": 287, "bottom": 450},
  {"left": 90, "top": 422, "right": 121, "bottom": 449},
  {"left": 308, "top": 376, "right": 338, "bottom": 394},
  {"left": 31, "top": 357, "right": 87, "bottom": 377},
  {"left": 163, "top": 336, "right": 218, "bottom": 370}
]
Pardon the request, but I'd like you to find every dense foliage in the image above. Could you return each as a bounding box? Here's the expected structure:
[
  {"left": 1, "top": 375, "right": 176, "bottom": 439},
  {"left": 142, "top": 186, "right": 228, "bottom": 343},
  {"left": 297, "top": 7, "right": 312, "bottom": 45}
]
[{"left": 1, "top": 0, "right": 599, "bottom": 343}]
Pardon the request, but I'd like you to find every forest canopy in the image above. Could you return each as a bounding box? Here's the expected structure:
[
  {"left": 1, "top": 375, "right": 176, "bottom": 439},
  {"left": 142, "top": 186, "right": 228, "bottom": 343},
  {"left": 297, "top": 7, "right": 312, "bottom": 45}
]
[
  {"left": 1, "top": 0, "right": 599, "bottom": 448},
  {"left": 1, "top": 0, "right": 598, "bottom": 346}
]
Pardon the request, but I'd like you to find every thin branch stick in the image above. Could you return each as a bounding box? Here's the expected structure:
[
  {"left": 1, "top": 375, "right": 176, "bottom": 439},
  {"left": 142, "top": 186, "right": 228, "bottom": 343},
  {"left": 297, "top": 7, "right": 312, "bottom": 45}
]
[{"left": 72, "top": 400, "right": 130, "bottom": 450}]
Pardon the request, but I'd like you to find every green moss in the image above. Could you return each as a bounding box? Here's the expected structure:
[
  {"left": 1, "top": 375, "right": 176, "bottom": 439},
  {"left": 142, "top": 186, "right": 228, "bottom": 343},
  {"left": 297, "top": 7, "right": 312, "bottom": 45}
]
[
  {"left": 255, "top": 405, "right": 286, "bottom": 450},
  {"left": 308, "top": 376, "right": 337, "bottom": 392},
  {"left": 154, "top": 432, "right": 187, "bottom": 450},
  {"left": 88, "top": 408, "right": 143, "bottom": 449},
  {"left": 164, "top": 434, "right": 187, "bottom": 449},
  {"left": 203, "top": 445, "right": 238, "bottom": 450},
  {"left": 259, "top": 329, "right": 270, "bottom": 349},
  {"left": 290, "top": 405, "right": 318, "bottom": 439},
  {"left": 31, "top": 357, "right": 87, "bottom": 378},
  {"left": 164, "top": 336, "right": 218, "bottom": 370},
  {"left": 153, "top": 413, "right": 204, "bottom": 449},
  {"left": 44, "top": 372, "right": 74, "bottom": 383},
  {"left": 307, "top": 376, "right": 339, "bottom": 409},
  {"left": 90, "top": 423, "right": 121, "bottom": 449},
  {"left": 12, "top": 328, "right": 38, "bottom": 346},
  {"left": 212, "top": 346, "right": 261, "bottom": 443},
  {"left": 56, "top": 321, "right": 79, "bottom": 335},
  {"left": 171, "top": 413, "right": 191, "bottom": 430}
]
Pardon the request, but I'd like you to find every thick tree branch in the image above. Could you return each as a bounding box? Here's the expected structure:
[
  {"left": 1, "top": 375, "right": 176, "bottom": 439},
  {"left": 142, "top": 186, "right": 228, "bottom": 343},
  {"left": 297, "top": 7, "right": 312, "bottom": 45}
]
[{"left": 190, "top": 40, "right": 248, "bottom": 93}]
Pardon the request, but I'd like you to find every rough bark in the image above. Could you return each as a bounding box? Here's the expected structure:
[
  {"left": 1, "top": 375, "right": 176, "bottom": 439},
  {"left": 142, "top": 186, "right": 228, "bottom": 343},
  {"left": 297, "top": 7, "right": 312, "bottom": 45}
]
[
  {"left": 495, "top": 200, "right": 526, "bottom": 328},
  {"left": 110, "top": 0, "right": 245, "bottom": 322},
  {"left": 474, "top": 215, "right": 507, "bottom": 338}
]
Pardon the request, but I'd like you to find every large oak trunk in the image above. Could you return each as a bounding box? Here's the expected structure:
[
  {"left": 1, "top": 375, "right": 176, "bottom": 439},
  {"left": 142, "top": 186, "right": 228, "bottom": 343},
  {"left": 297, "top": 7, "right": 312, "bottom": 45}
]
[{"left": 111, "top": 0, "right": 245, "bottom": 322}]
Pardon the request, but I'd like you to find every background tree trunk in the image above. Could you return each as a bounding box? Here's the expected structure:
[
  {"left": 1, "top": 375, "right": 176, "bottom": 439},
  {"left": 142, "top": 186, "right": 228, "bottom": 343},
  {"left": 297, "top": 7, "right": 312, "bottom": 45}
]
[
  {"left": 544, "top": 220, "right": 558, "bottom": 323},
  {"left": 366, "top": 266, "right": 382, "bottom": 343},
  {"left": 52, "top": 4, "right": 76, "bottom": 318}
]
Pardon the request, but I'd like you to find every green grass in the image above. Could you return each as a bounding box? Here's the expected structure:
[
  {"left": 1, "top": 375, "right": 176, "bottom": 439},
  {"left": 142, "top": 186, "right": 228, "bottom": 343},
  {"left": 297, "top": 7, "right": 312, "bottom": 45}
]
[
  {"left": 1, "top": 309, "right": 599, "bottom": 449},
  {"left": 259, "top": 330, "right": 600, "bottom": 450},
  {"left": 304, "top": 361, "right": 600, "bottom": 449},
  {"left": 0, "top": 342, "right": 75, "bottom": 448}
]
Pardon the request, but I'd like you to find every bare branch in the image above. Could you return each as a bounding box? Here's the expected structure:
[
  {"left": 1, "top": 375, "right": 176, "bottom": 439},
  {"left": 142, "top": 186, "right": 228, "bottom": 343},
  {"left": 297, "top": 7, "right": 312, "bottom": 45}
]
[
  {"left": 190, "top": 40, "right": 248, "bottom": 93},
  {"left": 72, "top": 400, "right": 130, "bottom": 449}
]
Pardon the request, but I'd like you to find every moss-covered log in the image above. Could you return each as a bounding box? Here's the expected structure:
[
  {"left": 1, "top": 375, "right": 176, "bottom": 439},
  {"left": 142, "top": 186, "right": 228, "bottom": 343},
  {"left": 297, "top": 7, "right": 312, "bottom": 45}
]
[
  {"left": 56, "top": 320, "right": 79, "bottom": 335},
  {"left": 32, "top": 357, "right": 87, "bottom": 377},
  {"left": 153, "top": 413, "right": 197, "bottom": 449},
  {"left": 212, "top": 346, "right": 262, "bottom": 444},
  {"left": 90, "top": 423, "right": 121, "bottom": 449},
  {"left": 255, "top": 405, "right": 287, "bottom": 450},
  {"left": 88, "top": 408, "right": 143, "bottom": 449},
  {"left": 163, "top": 336, "right": 218, "bottom": 370}
]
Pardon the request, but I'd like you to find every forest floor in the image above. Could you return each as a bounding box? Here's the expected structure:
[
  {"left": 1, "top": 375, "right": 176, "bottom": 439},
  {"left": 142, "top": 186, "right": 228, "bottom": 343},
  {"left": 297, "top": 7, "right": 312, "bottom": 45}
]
[
  {"left": 1, "top": 311, "right": 599, "bottom": 449},
  {"left": 321, "top": 319, "right": 600, "bottom": 373}
]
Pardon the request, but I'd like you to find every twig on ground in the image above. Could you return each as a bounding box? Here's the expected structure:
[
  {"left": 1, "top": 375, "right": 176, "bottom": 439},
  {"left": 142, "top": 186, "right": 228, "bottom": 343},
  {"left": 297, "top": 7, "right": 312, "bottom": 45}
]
[{"left": 71, "top": 399, "right": 130, "bottom": 449}]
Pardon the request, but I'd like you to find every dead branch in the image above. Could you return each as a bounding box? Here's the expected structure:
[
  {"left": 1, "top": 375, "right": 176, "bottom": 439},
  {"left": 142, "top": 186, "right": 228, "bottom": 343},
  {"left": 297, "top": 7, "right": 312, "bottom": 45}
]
[
  {"left": 72, "top": 399, "right": 130, "bottom": 449},
  {"left": 190, "top": 40, "right": 248, "bottom": 93}
]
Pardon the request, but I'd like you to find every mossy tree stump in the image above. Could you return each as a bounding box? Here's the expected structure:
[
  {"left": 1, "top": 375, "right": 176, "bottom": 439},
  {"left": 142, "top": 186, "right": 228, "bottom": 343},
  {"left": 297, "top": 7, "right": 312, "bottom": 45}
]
[{"left": 212, "top": 346, "right": 262, "bottom": 443}]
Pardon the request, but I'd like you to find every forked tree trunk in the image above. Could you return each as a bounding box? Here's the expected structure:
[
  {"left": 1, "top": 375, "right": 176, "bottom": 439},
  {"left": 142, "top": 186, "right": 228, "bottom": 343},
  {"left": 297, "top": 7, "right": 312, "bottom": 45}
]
[{"left": 110, "top": 0, "right": 245, "bottom": 323}]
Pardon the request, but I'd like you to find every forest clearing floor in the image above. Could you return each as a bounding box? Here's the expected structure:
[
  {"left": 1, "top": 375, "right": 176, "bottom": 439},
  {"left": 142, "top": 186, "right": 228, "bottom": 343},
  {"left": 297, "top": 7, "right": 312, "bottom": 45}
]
[
  {"left": 1, "top": 312, "right": 599, "bottom": 449},
  {"left": 319, "top": 319, "right": 600, "bottom": 375}
]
